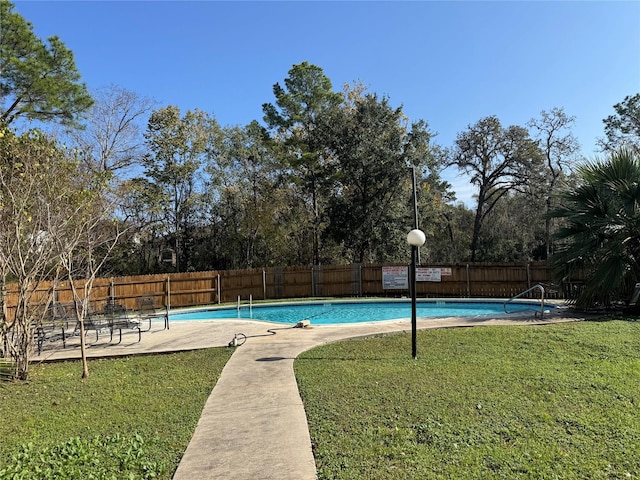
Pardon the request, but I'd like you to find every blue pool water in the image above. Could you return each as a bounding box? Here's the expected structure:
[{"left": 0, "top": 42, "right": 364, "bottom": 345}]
[{"left": 169, "top": 300, "right": 547, "bottom": 325}]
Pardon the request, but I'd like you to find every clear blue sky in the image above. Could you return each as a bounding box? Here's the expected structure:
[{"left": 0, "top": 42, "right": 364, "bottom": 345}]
[{"left": 13, "top": 0, "right": 640, "bottom": 205}]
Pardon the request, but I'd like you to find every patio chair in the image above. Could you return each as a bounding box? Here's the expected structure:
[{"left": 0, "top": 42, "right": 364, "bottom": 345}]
[
  {"left": 104, "top": 303, "right": 141, "bottom": 344},
  {"left": 83, "top": 311, "right": 105, "bottom": 342},
  {"left": 135, "top": 295, "right": 169, "bottom": 330},
  {"left": 33, "top": 303, "right": 73, "bottom": 355},
  {"left": 69, "top": 303, "right": 105, "bottom": 342}
]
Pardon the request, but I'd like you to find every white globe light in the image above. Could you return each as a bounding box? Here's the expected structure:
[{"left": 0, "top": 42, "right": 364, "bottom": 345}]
[{"left": 407, "top": 229, "right": 426, "bottom": 247}]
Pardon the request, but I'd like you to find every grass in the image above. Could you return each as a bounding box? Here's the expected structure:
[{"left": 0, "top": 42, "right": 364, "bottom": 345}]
[
  {"left": 295, "top": 319, "right": 640, "bottom": 479},
  {"left": 0, "top": 348, "right": 233, "bottom": 479},
  {"left": 2, "top": 319, "right": 639, "bottom": 479}
]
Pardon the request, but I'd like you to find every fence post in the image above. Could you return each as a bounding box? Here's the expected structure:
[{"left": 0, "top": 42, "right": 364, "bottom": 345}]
[
  {"left": 166, "top": 276, "right": 171, "bottom": 310},
  {"left": 352, "top": 263, "right": 362, "bottom": 296},
  {"left": 262, "top": 270, "right": 266, "bottom": 300},
  {"left": 217, "top": 274, "right": 221, "bottom": 304},
  {"left": 312, "top": 265, "right": 323, "bottom": 297},
  {"left": 274, "top": 267, "right": 282, "bottom": 298},
  {"left": 466, "top": 264, "right": 471, "bottom": 297}
]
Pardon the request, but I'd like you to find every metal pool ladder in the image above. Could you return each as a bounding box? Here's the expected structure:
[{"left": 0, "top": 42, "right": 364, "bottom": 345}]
[{"left": 504, "top": 284, "right": 546, "bottom": 318}]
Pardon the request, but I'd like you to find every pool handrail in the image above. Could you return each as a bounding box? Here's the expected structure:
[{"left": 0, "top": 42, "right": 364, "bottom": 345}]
[
  {"left": 504, "top": 284, "right": 545, "bottom": 318},
  {"left": 237, "top": 295, "right": 253, "bottom": 313}
]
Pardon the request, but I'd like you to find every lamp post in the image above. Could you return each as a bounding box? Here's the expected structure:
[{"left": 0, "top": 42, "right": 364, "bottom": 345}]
[{"left": 407, "top": 229, "right": 426, "bottom": 359}]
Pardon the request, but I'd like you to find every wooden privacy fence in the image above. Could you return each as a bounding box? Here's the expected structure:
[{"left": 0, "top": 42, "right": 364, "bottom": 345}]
[
  {"left": 2, "top": 262, "right": 571, "bottom": 322},
  {"left": 314, "top": 263, "right": 559, "bottom": 299}
]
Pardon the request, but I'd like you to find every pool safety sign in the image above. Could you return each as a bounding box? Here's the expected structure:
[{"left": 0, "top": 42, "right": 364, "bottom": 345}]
[
  {"left": 417, "top": 268, "right": 441, "bottom": 282},
  {"left": 382, "top": 266, "right": 408, "bottom": 289},
  {"left": 417, "top": 267, "right": 451, "bottom": 282},
  {"left": 383, "top": 266, "right": 451, "bottom": 289}
]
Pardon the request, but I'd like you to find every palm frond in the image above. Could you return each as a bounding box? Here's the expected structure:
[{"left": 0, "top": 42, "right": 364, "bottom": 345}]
[{"left": 550, "top": 147, "right": 640, "bottom": 308}]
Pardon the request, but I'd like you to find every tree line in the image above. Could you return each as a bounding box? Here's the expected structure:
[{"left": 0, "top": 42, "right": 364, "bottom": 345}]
[
  {"left": 66, "top": 80, "right": 636, "bottom": 274},
  {"left": 2, "top": 0, "right": 639, "bottom": 278},
  {"left": 1, "top": 0, "right": 639, "bottom": 377}
]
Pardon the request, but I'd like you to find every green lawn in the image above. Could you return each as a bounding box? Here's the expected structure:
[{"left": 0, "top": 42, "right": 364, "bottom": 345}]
[
  {"left": 2, "top": 320, "right": 639, "bottom": 479},
  {"left": 295, "top": 320, "right": 640, "bottom": 479},
  {"left": 0, "top": 348, "right": 233, "bottom": 479}
]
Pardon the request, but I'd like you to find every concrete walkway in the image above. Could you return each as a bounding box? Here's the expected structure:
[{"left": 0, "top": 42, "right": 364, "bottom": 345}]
[{"left": 37, "top": 304, "right": 587, "bottom": 480}]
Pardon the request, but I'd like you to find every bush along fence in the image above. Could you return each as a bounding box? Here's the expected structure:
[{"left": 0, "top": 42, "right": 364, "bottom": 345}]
[{"left": 2, "top": 262, "right": 579, "bottom": 322}]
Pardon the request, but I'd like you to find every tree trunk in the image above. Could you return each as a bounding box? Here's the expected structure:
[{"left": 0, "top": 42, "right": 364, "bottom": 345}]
[
  {"left": 14, "top": 292, "right": 32, "bottom": 380},
  {"left": 79, "top": 320, "right": 89, "bottom": 378},
  {"left": 470, "top": 192, "right": 485, "bottom": 262},
  {"left": 545, "top": 195, "right": 552, "bottom": 259},
  {"left": 312, "top": 186, "right": 320, "bottom": 266},
  {"left": 15, "top": 322, "right": 29, "bottom": 381}
]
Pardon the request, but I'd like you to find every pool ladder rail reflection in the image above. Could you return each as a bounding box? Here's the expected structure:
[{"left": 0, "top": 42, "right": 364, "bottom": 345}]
[
  {"left": 504, "top": 284, "right": 546, "bottom": 318},
  {"left": 237, "top": 295, "right": 253, "bottom": 317}
]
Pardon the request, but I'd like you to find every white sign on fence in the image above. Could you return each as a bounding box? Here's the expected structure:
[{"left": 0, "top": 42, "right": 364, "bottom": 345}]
[
  {"left": 416, "top": 267, "right": 442, "bottom": 282},
  {"left": 382, "top": 266, "right": 408, "bottom": 289}
]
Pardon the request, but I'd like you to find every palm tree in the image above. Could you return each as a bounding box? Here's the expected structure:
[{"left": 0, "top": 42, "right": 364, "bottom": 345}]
[{"left": 550, "top": 148, "right": 640, "bottom": 308}]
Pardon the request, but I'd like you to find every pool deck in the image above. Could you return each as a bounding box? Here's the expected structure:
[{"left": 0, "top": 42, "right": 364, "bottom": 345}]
[{"left": 35, "top": 302, "right": 590, "bottom": 480}]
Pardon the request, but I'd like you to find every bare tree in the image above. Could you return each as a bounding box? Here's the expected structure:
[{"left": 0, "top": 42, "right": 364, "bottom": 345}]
[
  {"left": 56, "top": 203, "right": 128, "bottom": 378},
  {"left": 0, "top": 127, "right": 127, "bottom": 379},
  {"left": 528, "top": 107, "right": 580, "bottom": 258},
  {"left": 0, "top": 129, "right": 84, "bottom": 379},
  {"left": 69, "top": 84, "right": 156, "bottom": 176}
]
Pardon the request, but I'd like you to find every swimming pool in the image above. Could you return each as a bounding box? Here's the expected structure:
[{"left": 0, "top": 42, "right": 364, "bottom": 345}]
[{"left": 169, "top": 300, "right": 548, "bottom": 325}]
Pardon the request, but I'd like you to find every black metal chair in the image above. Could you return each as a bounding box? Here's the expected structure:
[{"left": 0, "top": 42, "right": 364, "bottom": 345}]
[
  {"left": 135, "top": 295, "right": 169, "bottom": 330},
  {"left": 34, "top": 303, "right": 72, "bottom": 355},
  {"left": 104, "top": 303, "right": 141, "bottom": 344}
]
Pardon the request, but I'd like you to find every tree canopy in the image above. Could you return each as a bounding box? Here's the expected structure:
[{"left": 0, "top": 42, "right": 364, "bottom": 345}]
[
  {"left": 449, "top": 116, "right": 544, "bottom": 261},
  {"left": 600, "top": 93, "right": 640, "bottom": 153},
  {"left": 263, "top": 62, "right": 343, "bottom": 265},
  {"left": 0, "top": 0, "right": 93, "bottom": 128},
  {"left": 528, "top": 107, "right": 580, "bottom": 258},
  {"left": 140, "top": 106, "right": 215, "bottom": 272},
  {"left": 319, "top": 91, "right": 440, "bottom": 263}
]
